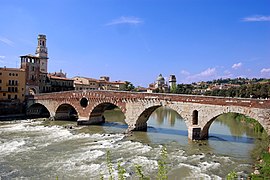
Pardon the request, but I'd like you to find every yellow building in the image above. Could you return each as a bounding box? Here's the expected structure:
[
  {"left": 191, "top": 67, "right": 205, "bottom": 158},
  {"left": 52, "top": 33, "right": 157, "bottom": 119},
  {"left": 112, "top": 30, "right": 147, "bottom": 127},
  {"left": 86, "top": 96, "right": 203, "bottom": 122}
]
[{"left": 0, "top": 67, "right": 26, "bottom": 102}]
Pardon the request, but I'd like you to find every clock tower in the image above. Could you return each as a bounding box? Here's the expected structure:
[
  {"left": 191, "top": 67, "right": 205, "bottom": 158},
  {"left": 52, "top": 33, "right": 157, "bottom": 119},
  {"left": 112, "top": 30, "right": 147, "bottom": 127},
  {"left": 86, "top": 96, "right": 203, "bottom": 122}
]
[{"left": 35, "top": 34, "right": 48, "bottom": 73}]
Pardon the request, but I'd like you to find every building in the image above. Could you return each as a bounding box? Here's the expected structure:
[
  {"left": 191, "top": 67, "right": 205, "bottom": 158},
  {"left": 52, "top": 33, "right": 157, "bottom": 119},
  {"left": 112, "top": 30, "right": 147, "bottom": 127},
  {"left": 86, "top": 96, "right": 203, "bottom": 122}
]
[
  {"left": 48, "top": 70, "right": 74, "bottom": 92},
  {"left": 148, "top": 74, "right": 177, "bottom": 93},
  {"left": 19, "top": 34, "right": 74, "bottom": 94},
  {"left": 169, "top": 75, "right": 177, "bottom": 89},
  {"left": 35, "top": 34, "right": 48, "bottom": 73},
  {"left": 148, "top": 74, "right": 168, "bottom": 93},
  {"left": 0, "top": 67, "right": 26, "bottom": 101},
  {"left": 20, "top": 55, "right": 41, "bottom": 95},
  {"left": 73, "top": 76, "right": 126, "bottom": 91}
]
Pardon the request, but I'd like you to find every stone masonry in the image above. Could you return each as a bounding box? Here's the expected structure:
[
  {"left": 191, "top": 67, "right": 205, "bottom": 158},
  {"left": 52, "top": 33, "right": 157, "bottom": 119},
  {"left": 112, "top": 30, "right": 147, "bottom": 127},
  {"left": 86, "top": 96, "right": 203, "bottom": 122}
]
[{"left": 27, "top": 90, "right": 270, "bottom": 140}]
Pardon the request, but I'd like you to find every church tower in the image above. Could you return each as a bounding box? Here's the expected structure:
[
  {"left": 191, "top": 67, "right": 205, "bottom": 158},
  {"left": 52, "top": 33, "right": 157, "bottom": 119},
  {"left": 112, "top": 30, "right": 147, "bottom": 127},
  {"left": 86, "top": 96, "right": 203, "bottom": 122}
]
[
  {"left": 169, "top": 75, "right": 177, "bottom": 89},
  {"left": 35, "top": 34, "right": 48, "bottom": 73}
]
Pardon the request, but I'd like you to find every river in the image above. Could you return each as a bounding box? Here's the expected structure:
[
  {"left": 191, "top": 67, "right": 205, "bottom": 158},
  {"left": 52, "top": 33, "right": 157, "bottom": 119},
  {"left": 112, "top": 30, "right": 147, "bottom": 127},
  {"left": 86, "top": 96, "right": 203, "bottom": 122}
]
[{"left": 0, "top": 107, "right": 266, "bottom": 179}]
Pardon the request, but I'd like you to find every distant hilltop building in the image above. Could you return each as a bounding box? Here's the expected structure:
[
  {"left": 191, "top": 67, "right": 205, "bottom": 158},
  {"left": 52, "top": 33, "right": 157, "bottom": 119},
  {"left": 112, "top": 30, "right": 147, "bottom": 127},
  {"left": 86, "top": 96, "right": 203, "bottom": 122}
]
[{"left": 148, "top": 74, "right": 177, "bottom": 93}]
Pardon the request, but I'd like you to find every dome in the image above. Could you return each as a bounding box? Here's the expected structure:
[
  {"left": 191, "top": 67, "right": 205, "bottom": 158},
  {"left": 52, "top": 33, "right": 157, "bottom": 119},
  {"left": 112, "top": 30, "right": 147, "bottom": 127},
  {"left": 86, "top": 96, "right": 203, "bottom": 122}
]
[{"left": 156, "top": 74, "right": 165, "bottom": 81}]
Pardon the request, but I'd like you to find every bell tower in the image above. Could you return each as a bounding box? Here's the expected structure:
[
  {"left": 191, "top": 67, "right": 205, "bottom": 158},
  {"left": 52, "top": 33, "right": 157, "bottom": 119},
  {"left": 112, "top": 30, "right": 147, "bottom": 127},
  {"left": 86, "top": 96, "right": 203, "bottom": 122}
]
[{"left": 35, "top": 34, "right": 48, "bottom": 73}]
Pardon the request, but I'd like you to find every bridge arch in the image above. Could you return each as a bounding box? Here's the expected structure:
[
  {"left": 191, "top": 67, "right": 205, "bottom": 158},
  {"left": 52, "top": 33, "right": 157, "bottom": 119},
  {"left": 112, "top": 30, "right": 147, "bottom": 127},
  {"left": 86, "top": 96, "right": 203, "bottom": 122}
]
[
  {"left": 200, "top": 107, "right": 270, "bottom": 139},
  {"left": 134, "top": 105, "right": 162, "bottom": 131},
  {"left": 130, "top": 104, "right": 189, "bottom": 132},
  {"left": 87, "top": 102, "right": 126, "bottom": 125},
  {"left": 55, "top": 103, "right": 78, "bottom": 121},
  {"left": 27, "top": 103, "right": 50, "bottom": 118}
]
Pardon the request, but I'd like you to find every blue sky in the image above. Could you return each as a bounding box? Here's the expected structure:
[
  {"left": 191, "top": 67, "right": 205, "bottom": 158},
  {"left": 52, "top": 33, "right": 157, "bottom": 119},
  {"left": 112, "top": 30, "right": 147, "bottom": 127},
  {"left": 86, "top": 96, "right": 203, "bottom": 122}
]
[{"left": 0, "top": 0, "right": 270, "bottom": 86}]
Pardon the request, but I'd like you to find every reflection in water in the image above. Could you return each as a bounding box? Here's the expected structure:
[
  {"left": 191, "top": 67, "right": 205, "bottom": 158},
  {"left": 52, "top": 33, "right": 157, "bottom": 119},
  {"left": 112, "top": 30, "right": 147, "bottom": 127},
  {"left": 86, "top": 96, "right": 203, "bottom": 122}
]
[
  {"left": 101, "top": 107, "right": 265, "bottom": 162},
  {"left": 214, "top": 113, "right": 259, "bottom": 138},
  {"left": 208, "top": 134, "right": 254, "bottom": 144},
  {"left": 147, "top": 126, "right": 188, "bottom": 136},
  {"left": 1, "top": 108, "right": 268, "bottom": 179},
  {"left": 103, "top": 107, "right": 262, "bottom": 144},
  {"left": 150, "top": 107, "right": 178, "bottom": 126}
]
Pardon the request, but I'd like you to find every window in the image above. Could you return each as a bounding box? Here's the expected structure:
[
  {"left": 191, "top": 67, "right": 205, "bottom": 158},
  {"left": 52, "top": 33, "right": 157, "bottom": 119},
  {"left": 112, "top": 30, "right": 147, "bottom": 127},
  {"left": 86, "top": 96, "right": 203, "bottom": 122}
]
[
  {"left": 9, "top": 73, "right": 11, "bottom": 76},
  {"left": 3, "top": 93, "right": 6, "bottom": 96},
  {"left": 0, "top": 79, "right": 2, "bottom": 83},
  {"left": 0, "top": 72, "right": 2, "bottom": 75},
  {"left": 16, "top": 74, "right": 18, "bottom": 76},
  {"left": 14, "top": 95, "right": 17, "bottom": 99},
  {"left": 192, "top": 110, "right": 198, "bottom": 125},
  {"left": 8, "top": 94, "right": 11, "bottom": 99},
  {"left": 8, "top": 87, "right": 11, "bottom": 92},
  {"left": 0, "top": 87, "right": 1, "bottom": 90}
]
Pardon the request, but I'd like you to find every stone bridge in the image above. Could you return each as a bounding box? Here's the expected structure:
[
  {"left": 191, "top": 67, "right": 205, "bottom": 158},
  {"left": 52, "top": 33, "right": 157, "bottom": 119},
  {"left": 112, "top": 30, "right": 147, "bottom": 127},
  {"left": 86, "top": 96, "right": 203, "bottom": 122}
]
[{"left": 26, "top": 90, "right": 270, "bottom": 140}]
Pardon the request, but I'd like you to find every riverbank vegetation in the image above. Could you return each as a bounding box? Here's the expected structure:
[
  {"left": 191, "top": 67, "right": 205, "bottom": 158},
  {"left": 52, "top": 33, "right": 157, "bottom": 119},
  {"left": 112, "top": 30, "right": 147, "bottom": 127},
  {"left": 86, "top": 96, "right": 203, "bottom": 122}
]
[
  {"left": 100, "top": 146, "right": 169, "bottom": 180},
  {"left": 168, "top": 78, "right": 270, "bottom": 99},
  {"left": 220, "top": 113, "right": 270, "bottom": 179}
]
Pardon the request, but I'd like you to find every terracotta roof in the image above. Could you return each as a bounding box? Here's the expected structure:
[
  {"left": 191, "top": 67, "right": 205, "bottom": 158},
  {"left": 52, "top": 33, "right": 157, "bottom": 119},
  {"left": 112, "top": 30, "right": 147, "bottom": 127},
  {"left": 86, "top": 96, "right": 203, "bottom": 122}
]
[
  {"left": 73, "top": 76, "right": 99, "bottom": 82},
  {"left": 73, "top": 76, "right": 126, "bottom": 85},
  {"left": 49, "top": 75, "right": 74, "bottom": 81}
]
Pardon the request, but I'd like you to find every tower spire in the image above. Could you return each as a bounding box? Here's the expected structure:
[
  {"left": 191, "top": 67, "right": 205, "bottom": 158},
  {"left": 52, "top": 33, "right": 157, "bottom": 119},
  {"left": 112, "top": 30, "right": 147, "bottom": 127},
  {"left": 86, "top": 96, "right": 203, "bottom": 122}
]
[{"left": 35, "top": 34, "right": 48, "bottom": 73}]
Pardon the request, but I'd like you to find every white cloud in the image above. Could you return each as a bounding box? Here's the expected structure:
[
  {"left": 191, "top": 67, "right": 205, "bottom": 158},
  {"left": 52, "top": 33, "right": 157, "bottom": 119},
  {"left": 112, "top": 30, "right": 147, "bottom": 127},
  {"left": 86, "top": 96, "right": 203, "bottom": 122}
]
[
  {"left": 106, "top": 16, "right": 143, "bottom": 26},
  {"left": 232, "top": 62, "right": 242, "bottom": 69},
  {"left": 198, "top": 68, "right": 216, "bottom": 77},
  {"left": 180, "top": 70, "right": 190, "bottom": 76},
  {"left": 261, "top": 68, "right": 270, "bottom": 74},
  {"left": 183, "top": 68, "right": 217, "bottom": 83},
  {"left": 242, "top": 15, "right": 270, "bottom": 22},
  {"left": 0, "top": 37, "right": 14, "bottom": 47},
  {"left": 0, "top": 55, "right": 5, "bottom": 59}
]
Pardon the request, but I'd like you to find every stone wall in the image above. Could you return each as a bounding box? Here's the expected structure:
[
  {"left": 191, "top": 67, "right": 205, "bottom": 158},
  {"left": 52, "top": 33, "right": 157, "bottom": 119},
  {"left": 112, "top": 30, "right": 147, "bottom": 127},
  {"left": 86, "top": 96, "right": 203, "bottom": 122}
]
[{"left": 27, "top": 90, "right": 270, "bottom": 139}]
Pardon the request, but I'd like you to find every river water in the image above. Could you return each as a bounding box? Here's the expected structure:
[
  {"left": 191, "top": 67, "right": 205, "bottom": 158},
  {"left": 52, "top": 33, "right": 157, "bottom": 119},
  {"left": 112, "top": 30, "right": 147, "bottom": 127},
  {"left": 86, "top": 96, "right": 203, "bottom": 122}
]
[{"left": 0, "top": 107, "right": 265, "bottom": 179}]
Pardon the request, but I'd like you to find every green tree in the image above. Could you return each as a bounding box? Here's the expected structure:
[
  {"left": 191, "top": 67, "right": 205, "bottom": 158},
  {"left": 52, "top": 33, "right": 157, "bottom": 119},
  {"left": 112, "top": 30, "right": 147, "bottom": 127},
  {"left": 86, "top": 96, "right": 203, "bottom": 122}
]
[
  {"left": 121, "top": 81, "right": 135, "bottom": 91},
  {"left": 170, "top": 84, "right": 177, "bottom": 94}
]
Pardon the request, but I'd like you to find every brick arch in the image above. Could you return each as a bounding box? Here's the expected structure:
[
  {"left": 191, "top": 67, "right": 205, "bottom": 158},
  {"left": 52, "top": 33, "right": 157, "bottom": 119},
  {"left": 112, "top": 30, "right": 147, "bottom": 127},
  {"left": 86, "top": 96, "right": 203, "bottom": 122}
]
[
  {"left": 55, "top": 103, "right": 78, "bottom": 121},
  {"left": 54, "top": 101, "right": 80, "bottom": 117},
  {"left": 200, "top": 106, "right": 270, "bottom": 139},
  {"left": 27, "top": 103, "right": 50, "bottom": 118}
]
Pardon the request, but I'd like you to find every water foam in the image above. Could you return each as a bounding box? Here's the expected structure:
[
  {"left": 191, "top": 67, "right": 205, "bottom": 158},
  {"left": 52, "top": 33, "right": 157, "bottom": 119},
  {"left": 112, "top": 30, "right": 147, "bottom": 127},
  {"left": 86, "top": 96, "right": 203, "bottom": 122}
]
[{"left": 0, "top": 140, "right": 26, "bottom": 156}]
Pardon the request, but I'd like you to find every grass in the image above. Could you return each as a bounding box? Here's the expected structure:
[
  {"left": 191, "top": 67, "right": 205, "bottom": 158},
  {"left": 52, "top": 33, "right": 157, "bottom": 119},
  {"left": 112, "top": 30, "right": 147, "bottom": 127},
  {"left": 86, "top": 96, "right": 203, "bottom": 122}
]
[{"left": 100, "top": 146, "right": 169, "bottom": 180}]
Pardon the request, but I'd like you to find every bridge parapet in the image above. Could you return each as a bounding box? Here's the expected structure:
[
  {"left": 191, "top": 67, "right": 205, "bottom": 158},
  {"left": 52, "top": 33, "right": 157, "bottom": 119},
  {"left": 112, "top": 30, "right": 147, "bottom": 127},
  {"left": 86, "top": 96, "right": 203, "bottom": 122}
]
[{"left": 27, "top": 90, "right": 270, "bottom": 140}]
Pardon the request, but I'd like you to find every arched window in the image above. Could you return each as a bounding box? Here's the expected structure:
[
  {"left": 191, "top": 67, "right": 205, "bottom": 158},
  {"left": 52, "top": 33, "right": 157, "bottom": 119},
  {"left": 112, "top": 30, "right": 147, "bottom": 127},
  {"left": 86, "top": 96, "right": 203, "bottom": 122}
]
[{"left": 192, "top": 110, "right": 198, "bottom": 125}]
